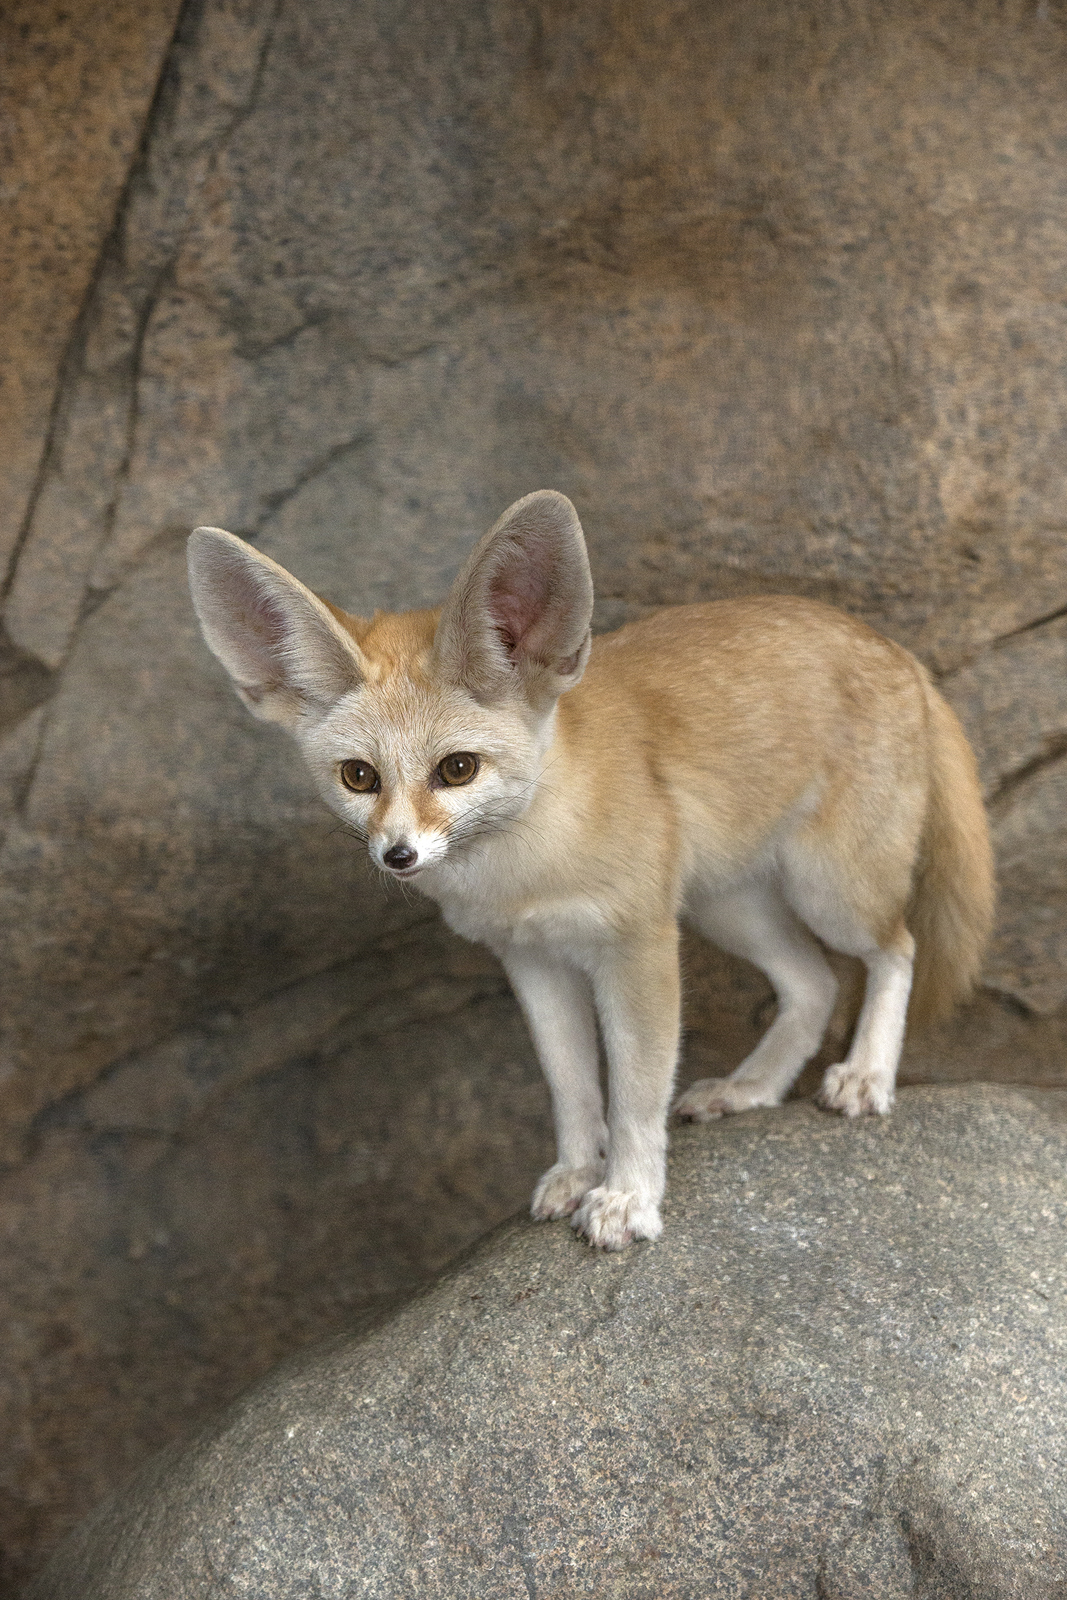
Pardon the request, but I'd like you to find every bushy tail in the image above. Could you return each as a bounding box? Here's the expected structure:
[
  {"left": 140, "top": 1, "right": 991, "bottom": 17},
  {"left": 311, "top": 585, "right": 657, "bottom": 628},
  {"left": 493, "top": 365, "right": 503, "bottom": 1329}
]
[{"left": 907, "top": 680, "right": 995, "bottom": 1032}]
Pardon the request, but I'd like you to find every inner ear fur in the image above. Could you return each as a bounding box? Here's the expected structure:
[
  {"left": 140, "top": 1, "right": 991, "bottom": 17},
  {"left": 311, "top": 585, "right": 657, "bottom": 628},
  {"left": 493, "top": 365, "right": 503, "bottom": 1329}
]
[
  {"left": 433, "top": 490, "right": 594, "bottom": 705},
  {"left": 187, "top": 527, "right": 364, "bottom": 727}
]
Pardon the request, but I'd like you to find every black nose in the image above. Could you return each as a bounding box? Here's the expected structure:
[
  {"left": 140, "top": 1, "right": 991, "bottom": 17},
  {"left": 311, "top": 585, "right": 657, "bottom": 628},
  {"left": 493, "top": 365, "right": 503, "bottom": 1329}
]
[{"left": 383, "top": 843, "right": 418, "bottom": 869}]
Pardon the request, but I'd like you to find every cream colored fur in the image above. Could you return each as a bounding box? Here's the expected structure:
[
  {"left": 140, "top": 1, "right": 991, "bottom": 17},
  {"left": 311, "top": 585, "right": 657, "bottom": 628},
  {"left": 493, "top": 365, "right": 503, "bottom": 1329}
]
[{"left": 188, "top": 491, "right": 994, "bottom": 1251}]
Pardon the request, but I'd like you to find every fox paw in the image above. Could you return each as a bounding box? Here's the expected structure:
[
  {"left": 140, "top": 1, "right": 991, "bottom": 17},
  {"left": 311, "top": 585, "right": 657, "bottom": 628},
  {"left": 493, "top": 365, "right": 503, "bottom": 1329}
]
[
  {"left": 818, "top": 1062, "right": 894, "bottom": 1118},
  {"left": 531, "top": 1162, "right": 604, "bottom": 1221},
  {"left": 571, "top": 1187, "right": 662, "bottom": 1251},
  {"left": 674, "top": 1077, "right": 778, "bottom": 1122}
]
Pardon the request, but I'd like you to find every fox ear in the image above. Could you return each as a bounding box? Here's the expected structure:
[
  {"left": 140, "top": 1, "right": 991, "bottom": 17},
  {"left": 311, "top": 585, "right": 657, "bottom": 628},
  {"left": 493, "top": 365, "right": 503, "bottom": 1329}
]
[
  {"left": 187, "top": 528, "right": 364, "bottom": 728},
  {"left": 433, "top": 490, "right": 593, "bottom": 706}
]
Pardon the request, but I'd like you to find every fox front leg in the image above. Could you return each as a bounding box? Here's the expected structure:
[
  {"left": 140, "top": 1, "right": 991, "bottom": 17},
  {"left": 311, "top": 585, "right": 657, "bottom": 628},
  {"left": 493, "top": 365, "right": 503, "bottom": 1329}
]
[
  {"left": 498, "top": 949, "right": 608, "bottom": 1220},
  {"left": 573, "top": 926, "right": 681, "bottom": 1250}
]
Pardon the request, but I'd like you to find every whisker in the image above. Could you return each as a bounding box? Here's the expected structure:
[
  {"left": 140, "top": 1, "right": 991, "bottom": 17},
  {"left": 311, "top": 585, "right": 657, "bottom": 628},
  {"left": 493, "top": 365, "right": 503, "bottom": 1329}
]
[
  {"left": 327, "top": 820, "right": 369, "bottom": 844},
  {"left": 448, "top": 809, "right": 551, "bottom": 860}
]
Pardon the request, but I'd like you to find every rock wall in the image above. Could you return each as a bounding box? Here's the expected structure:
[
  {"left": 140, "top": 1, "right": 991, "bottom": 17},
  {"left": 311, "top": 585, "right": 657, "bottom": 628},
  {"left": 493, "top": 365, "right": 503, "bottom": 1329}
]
[
  {"left": 0, "top": 0, "right": 183, "bottom": 590},
  {"left": 4, "top": 0, "right": 1067, "bottom": 1586}
]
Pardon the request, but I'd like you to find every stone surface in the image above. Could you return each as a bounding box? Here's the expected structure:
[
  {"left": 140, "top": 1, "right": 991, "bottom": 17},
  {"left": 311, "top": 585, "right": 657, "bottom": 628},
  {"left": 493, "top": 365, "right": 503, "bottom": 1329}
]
[
  {"left": 0, "top": 928, "right": 548, "bottom": 1594},
  {"left": 0, "top": 911, "right": 776, "bottom": 1592},
  {"left": 27, "top": 1086, "right": 1067, "bottom": 1599},
  {"left": 0, "top": 537, "right": 419, "bottom": 1150},
  {"left": 5, "top": 0, "right": 1067, "bottom": 1153},
  {"left": 0, "top": 0, "right": 183, "bottom": 578},
  {"left": 6, "top": 0, "right": 1067, "bottom": 1587}
]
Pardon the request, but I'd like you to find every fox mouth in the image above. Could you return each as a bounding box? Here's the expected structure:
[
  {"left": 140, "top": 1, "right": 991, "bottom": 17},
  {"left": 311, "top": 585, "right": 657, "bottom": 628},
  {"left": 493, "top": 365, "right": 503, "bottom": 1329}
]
[{"left": 378, "top": 856, "right": 428, "bottom": 879}]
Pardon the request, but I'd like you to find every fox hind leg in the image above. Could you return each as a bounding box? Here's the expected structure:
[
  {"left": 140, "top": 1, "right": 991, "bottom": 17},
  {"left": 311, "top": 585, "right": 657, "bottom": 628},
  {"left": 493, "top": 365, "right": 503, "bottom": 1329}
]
[
  {"left": 818, "top": 927, "right": 914, "bottom": 1117},
  {"left": 780, "top": 823, "right": 919, "bottom": 1118},
  {"left": 674, "top": 881, "right": 838, "bottom": 1121}
]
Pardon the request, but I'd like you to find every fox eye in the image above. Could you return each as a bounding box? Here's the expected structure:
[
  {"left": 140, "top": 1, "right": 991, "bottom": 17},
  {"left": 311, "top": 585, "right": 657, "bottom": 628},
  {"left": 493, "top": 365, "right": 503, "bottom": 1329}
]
[
  {"left": 438, "top": 752, "right": 479, "bottom": 787},
  {"left": 340, "top": 759, "right": 379, "bottom": 793}
]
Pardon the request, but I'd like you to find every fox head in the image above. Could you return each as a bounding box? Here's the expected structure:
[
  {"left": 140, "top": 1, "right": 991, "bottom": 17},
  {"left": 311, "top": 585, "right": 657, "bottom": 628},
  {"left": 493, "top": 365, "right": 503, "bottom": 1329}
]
[{"left": 187, "top": 490, "right": 594, "bottom": 880}]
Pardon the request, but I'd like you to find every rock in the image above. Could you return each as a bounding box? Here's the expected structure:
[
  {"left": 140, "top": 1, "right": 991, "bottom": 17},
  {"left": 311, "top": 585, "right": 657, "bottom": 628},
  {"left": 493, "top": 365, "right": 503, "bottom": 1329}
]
[
  {"left": 7, "top": 0, "right": 1067, "bottom": 1582},
  {"left": 0, "top": 0, "right": 182, "bottom": 576},
  {"left": 939, "top": 623, "right": 1067, "bottom": 1012},
  {"left": 0, "top": 934, "right": 549, "bottom": 1591},
  {"left": 27, "top": 1086, "right": 1067, "bottom": 1599},
  {"left": 940, "top": 618, "right": 1067, "bottom": 803},
  {"left": 0, "top": 538, "right": 423, "bottom": 1149},
  {"left": 7, "top": 0, "right": 1067, "bottom": 1139}
]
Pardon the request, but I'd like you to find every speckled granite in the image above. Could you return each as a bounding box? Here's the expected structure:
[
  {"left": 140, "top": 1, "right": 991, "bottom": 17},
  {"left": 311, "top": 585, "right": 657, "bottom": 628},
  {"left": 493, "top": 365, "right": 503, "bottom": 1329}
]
[{"left": 28, "top": 1086, "right": 1067, "bottom": 1599}]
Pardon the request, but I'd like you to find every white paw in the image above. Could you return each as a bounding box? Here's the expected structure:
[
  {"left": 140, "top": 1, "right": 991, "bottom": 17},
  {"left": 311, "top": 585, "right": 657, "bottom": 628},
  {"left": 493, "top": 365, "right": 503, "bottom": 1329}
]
[
  {"left": 818, "top": 1062, "right": 894, "bottom": 1118},
  {"left": 673, "top": 1076, "right": 778, "bottom": 1122},
  {"left": 531, "top": 1162, "right": 604, "bottom": 1221},
  {"left": 571, "top": 1186, "right": 662, "bottom": 1251}
]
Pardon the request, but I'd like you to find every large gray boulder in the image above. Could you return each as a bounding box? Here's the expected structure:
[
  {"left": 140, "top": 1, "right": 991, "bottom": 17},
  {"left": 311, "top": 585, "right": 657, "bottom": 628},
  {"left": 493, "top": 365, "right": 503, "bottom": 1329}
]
[{"left": 29, "top": 1086, "right": 1067, "bottom": 1599}]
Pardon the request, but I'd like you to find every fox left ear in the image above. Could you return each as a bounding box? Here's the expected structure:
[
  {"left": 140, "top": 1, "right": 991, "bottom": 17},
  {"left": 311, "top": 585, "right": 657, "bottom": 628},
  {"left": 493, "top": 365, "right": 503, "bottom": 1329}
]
[
  {"left": 433, "top": 490, "right": 594, "bottom": 706},
  {"left": 187, "top": 527, "right": 365, "bottom": 729}
]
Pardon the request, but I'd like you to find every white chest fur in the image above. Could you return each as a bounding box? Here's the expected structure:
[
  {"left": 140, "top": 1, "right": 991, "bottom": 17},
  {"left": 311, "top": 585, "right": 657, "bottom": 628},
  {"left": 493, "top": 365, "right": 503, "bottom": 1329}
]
[{"left": 433, "top": 885, "right": 614, "bottom": 960}]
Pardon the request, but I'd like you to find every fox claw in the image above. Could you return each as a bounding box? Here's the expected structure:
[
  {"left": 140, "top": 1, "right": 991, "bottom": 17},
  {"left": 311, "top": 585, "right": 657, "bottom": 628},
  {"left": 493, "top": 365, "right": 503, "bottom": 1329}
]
[
  {"left": 818, "top": 1062, "right": 894, "bottom": 1118},
  {"left": 571, "top": 1186, "right": 662, "bottom": 1250},
  {"left": 673, "top": 1077, "right": 777, "bottom": 1121},
  {"left": 531, "top": 1162, "right": 604, "bottom": 1221}
]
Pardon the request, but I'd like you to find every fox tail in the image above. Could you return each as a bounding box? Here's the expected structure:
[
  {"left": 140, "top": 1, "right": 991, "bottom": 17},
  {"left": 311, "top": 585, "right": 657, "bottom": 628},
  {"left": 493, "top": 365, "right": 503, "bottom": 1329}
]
[{"left": 907, "top": 681, "right": 995, "bottom": 1032}]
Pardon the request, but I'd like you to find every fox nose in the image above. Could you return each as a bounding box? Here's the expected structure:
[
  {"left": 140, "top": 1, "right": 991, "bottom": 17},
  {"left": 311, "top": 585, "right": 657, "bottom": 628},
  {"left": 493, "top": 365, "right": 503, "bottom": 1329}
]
[{"left": 383, "top": 842, "right": 418, "bottom": 870}]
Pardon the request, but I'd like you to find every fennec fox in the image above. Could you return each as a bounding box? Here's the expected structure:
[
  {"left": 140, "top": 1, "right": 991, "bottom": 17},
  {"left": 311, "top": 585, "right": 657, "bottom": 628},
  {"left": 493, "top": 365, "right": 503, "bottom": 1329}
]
[{"left": 188, "top": 491, "right": 993, "bottom": 1251}]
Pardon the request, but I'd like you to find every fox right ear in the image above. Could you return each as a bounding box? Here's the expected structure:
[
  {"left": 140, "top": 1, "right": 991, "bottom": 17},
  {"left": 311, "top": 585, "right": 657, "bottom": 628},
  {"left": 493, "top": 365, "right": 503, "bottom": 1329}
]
[
  {"left": 187, "top": 528, "right": 364, "bottom": 728},
  {"left": 433, "top": 490, "right": 594, "bottom": 708}
]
